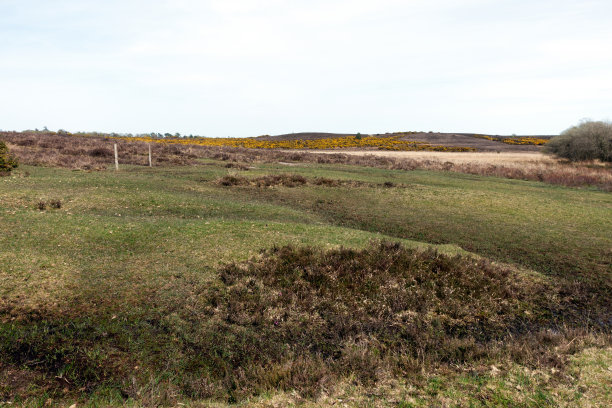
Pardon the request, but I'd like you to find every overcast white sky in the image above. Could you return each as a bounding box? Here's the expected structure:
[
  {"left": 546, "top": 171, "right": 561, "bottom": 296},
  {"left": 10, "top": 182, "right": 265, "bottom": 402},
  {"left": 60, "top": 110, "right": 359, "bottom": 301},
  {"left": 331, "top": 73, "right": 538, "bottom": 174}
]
[{"left": 1, "top": 0, "right": 611, "bottom": 136}]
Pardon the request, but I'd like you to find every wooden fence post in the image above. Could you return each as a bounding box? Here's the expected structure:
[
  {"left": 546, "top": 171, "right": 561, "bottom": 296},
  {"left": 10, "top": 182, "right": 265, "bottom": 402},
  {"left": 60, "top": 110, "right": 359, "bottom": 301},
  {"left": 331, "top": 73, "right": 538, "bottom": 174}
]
[
  {"left": 114, "top": 143, "right": 119, "bottom": 171},
  {"left": 148, "top": 144, "right": 152, "bottom": 167}
]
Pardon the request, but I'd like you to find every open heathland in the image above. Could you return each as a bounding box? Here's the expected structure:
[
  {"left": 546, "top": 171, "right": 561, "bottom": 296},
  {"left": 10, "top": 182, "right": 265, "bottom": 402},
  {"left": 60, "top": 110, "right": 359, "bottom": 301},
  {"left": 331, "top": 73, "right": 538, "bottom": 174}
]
[
  {"left": 2, "top": 131, "right": 611, "bottom": 191},
  {"left": 0, "top": 133, "right": 611, "bottom": 407}
]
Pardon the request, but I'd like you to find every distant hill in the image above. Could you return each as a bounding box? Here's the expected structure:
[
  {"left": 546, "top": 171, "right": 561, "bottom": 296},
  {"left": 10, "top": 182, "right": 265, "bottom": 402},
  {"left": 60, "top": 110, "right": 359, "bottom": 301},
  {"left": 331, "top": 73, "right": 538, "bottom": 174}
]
[
  {"left": 255, "top": 132, "right": 356, "bottom": 141},
  {"left": 258, "top": 132, "right": 556, "bottom": 152}
]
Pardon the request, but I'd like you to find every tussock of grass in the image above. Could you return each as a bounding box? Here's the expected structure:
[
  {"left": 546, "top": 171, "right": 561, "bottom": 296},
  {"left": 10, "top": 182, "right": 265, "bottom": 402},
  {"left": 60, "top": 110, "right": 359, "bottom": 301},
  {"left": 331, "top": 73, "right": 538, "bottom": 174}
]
[{"left": 36, "top": 199, "right": 62, "bottom": 210}]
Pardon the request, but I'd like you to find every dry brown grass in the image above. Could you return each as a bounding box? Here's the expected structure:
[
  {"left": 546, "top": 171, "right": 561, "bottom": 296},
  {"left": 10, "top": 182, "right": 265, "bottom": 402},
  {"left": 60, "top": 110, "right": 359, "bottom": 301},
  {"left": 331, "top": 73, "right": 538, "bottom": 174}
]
[{"left": 306, "top": 150, "right": 554, "bottom": 164}]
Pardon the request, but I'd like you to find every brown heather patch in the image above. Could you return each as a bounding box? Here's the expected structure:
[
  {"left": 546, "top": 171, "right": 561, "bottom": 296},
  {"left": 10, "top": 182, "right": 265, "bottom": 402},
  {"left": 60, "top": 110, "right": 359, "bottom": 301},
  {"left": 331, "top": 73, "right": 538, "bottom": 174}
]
[
  {"left": 217, "top": 173, "right": 306, "bottom": 187},
  {"left": 0, "top": 131, "right": 198, "bottom": 169},
  {"left": 158, "top": 242, "right": 608, "bottom": 400},
  {"left": 215, "top": 173, "right": 371, "bottom": 188},
  {"left": 152, "top": 241, "right": 606, "bottom": 401}
]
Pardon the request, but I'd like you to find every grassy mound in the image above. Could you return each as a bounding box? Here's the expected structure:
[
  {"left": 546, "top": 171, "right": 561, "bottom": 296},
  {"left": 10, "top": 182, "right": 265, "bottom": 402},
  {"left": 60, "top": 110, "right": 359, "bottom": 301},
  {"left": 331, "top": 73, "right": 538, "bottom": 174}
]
[{"left": 0, "top": 242, "right": 605, "bottom": 403}]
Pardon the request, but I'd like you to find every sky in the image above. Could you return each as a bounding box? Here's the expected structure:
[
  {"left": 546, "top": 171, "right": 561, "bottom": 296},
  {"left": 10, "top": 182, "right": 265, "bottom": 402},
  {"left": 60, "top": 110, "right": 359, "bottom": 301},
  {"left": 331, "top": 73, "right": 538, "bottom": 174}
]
[{"left": 1, "top": 0, "right": 611, "bottom": 137}]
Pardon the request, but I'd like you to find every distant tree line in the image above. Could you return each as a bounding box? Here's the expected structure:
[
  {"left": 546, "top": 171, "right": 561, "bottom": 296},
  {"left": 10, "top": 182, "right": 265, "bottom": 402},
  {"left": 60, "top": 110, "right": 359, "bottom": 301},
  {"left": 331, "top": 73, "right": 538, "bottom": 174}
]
[
  {"left": 19, "top": 129, "right": 199, "bottom": 139},
  {"left": 545, "top": 120, "right": 612, "bottom": 162}
]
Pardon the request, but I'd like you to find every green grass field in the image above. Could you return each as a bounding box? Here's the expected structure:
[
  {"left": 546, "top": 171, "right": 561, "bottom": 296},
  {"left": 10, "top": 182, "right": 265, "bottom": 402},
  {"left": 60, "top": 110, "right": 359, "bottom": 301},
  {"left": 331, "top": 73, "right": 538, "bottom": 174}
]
[{"left": 1, "top": 160, "right": 611, "bottom": 407}]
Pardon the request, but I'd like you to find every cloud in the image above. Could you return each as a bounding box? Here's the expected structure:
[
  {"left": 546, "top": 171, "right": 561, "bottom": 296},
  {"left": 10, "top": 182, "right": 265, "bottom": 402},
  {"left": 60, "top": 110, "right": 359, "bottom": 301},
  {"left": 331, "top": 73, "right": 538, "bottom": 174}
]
[{"left": 1, "top": 0, "right": 611, "bottom": 135}]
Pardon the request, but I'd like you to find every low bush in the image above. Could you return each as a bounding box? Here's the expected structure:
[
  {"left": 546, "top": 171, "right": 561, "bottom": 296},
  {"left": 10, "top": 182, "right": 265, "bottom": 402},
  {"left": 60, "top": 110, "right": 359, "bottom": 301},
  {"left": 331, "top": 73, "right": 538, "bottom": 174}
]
[
  {"left": 36, "top": 199, "right": 62, "bottom": 210},
  {"left": 216, "top": 174, "right": 308, "bottom": 188},
  {"left": 545, "top": 120, "right": 612, "bottom": 162},
  {"left": 89, "top": 147, "right": 113, "bottom": 157},
  {"left": 224, "top": 162, "right": 250, "bottom": 170},
  {"left": 49, "top": 199, "right": 62, "bottom": 209},
  {"left": 255, "top": 174, "right": 307, "bottom": 187},
  {"left": 217, "top": 174, "right": 249, "bottom": 186},
  {"left": 179, "top": 242, "right": 595, "bottom": 398},
  {"left": 311, "top": 177, "right": 341, "bottom": 187},
  {"left": 0, "top": 141, "right": 18, "bottom": 175},
  {"left": 216, "top": 174, "right": 372, "bottom": 188}
]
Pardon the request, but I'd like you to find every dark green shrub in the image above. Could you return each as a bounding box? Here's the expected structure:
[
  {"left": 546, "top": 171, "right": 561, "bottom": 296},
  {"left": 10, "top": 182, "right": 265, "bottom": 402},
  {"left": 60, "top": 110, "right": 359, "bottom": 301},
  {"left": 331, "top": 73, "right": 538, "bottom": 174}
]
[
  {"left": 0, "top": 141, "right": 18, "bottom": 174},
  {"left": 545, "top": 120, "right": 612, "bottom": 162},
  {"left": 49, "top": 199, "right": 62, "bottom": 209}
]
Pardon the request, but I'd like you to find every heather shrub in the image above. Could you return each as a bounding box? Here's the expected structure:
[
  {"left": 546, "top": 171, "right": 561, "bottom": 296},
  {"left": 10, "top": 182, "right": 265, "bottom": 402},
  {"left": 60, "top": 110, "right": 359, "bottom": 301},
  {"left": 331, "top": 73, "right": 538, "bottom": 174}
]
[
  {"left": 224, "top": 162, "right": 250, "bottom": 170},
  {"left": 36, "top": 199, "right": 62, "bottom": 210},
  {"left": 545, "top": 120, "right": 612, "bottom": 162},
  {"left": 217, "top": 174, "right": 249, "bottom": 186},
  {"left": 255, "top": 174, "right": 307, "bottom": 187},
  {"left": 0, "top": 141, "right": 18, "bottom": 174},
  {"left": 89, "top": 147, "right": 113, "bottom": 157},
  {"left": 49, "top": 199, "right": 62, "bottom": 209},
  {"left": 179, "top": 241, "right": 595, "bottom": 398},
  {"left": 216, "top": 174, "right": 308, "bottom": 188},
  {"left": 216, "top": 174, "right": 368, "bottom": 188}
]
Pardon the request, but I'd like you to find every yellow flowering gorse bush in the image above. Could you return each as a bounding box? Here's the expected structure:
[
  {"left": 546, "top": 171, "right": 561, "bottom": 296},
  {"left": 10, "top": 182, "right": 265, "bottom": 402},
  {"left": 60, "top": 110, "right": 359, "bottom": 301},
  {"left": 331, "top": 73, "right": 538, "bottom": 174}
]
[{"left": 116, "top": 134, "right": 476, "bottom": 152}]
